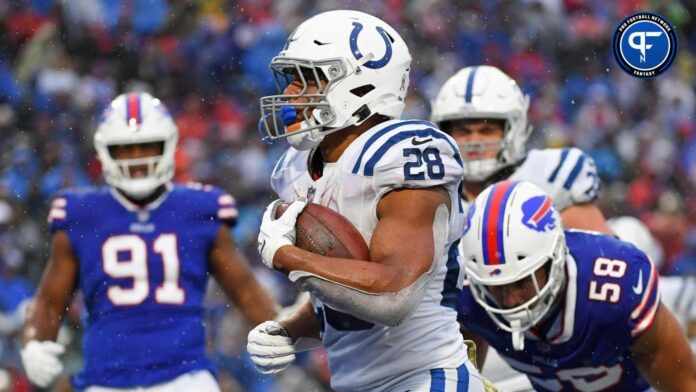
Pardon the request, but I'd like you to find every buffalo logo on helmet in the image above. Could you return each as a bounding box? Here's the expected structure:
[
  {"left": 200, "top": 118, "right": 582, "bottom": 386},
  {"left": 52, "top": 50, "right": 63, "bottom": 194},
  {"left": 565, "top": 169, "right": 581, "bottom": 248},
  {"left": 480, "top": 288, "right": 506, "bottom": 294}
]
[
  {"left": 490, "top": 268, "right": 502, "bottom": 277},
  {"left": 521, "top": 195, "right": 556, "bottom": 232}
]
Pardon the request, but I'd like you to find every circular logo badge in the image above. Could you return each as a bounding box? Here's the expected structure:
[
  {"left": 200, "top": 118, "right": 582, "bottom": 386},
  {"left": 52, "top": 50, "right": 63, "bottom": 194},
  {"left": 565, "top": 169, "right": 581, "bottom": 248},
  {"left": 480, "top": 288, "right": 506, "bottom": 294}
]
[{"left": 613, "top": 12, "right": 678, "bottom": 78}]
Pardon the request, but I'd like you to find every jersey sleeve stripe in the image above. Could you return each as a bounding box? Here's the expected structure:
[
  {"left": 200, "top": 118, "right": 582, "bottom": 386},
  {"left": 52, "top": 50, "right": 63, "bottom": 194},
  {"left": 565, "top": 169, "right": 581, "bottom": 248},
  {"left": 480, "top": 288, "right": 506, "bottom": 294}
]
[
  {"left": 217, "top": 208, "right": 238, "bottom": 219},
  {"left": 547, "top": 148, "right": 570, "bottom": 183},
  {"left": 218, "top": 194, "right": 235, "bottom": 206},
  {"left": 630, "top": 293, "right": 660, "bottom": 337},
  {"left": 351, "top": 120, "right": 437, "bottom": 174},
  {"left": 631, "top": 263, "right": 657, "bottom": 320},
  {"left": 52, "top": 197, "right": 67, "bottom": 208},
  {"left": 361, "top": 129, "right": 463, "bottom": 176},
  {"left": 562, "top": 154, "right": 586, "bottom": 190},
  {"left": 48, "top": 208, "right": 66, "bottom": 222}
]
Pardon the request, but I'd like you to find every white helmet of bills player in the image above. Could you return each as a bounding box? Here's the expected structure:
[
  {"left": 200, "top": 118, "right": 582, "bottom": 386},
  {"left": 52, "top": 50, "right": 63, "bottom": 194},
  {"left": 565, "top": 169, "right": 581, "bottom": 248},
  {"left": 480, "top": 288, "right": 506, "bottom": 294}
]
[
  {"left": 431, "top": 65, "right": 531, "bottom": 181},
  {"left": 94, "top": 92, "right": 178, "bottom": 198},
  {"left": 258, "top": 10, "right": 412, "bottom": 150},
  {"left": 462, "top": 180, "right": 567, "bottom": 350}
]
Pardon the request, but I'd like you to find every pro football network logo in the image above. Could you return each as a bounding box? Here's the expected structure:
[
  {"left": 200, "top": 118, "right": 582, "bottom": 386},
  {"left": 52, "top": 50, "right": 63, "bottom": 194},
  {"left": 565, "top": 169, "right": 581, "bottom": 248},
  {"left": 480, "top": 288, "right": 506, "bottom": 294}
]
[
  {"left": 613, "top": 12, "right": 678, "bottom": 78},
  {"left": 521, "top": 195, "right": 556, "bottom": 232}
]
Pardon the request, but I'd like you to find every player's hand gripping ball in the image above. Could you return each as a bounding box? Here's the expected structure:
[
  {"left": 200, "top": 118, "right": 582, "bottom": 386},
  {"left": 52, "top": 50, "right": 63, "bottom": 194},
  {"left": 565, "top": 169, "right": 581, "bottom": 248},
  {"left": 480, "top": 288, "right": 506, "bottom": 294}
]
[
  {"left": 275, "top": 202, "right": 369, "bottom": 260},
  {"left": 257, "top": 199, "right": 369, "bottom": 269}
]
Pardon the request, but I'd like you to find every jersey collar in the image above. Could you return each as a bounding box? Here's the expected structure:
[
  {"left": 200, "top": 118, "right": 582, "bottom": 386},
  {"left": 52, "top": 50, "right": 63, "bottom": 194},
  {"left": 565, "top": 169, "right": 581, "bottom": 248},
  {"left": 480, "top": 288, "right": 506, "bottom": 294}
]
[{"left": 110, "top": 182, "right": 173, "bottom": 212}]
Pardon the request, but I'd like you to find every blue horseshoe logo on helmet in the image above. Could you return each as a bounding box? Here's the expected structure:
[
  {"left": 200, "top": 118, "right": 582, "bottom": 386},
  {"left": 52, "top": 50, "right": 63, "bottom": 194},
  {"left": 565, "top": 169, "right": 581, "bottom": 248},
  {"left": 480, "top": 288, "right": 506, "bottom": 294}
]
[{"left": 349, "top": 22, "right": 393, "bottom": 69}]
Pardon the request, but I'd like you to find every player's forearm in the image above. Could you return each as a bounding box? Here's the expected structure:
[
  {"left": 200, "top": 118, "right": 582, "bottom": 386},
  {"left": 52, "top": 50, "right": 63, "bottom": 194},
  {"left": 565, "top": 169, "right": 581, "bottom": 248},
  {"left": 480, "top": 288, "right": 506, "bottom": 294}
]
[
  {"left": 274, "top": 245, "right": 410, "bottom": 293},
  {"left": 228, "top": 278, "right": 280, "bottom": 325},
  {"left": 23, "top": 299, "right": 63, "bottom": 343},
  {"left": 278, "top": 301, "right": 321, "bottom": 342}
]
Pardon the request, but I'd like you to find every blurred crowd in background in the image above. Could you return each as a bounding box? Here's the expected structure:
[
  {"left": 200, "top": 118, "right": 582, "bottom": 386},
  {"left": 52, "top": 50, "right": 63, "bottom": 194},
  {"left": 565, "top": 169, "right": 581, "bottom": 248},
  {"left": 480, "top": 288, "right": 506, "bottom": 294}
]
[{"left": 0, "top": 0, "right": 694, "bottom": 390}]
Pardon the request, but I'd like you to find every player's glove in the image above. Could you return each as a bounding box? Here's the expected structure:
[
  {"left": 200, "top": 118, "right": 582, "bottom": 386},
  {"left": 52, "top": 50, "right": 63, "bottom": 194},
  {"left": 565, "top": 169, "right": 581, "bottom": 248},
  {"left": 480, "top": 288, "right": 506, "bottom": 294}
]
[
  {"left": 257, "top": 199, "right": 307, "bottom": 269},
  {"left": 247, "top": 321, "right": 296, "bottom": 374},
  {"left": 21, "top": 340, "right": 65, "bottom": 387}
]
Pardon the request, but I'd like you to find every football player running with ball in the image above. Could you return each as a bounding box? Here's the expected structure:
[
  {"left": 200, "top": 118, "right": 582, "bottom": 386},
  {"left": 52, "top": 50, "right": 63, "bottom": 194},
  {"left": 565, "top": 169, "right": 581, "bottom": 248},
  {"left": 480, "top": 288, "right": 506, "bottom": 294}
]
[
  {"left": 248, "top": 10, "right": 485, "bottom": 392},
  {"left": 458, "top": 180, "right": 696, "bottom": 391},
  {"left": 21, "top": 93, "right": 279, "bottom": 391}
]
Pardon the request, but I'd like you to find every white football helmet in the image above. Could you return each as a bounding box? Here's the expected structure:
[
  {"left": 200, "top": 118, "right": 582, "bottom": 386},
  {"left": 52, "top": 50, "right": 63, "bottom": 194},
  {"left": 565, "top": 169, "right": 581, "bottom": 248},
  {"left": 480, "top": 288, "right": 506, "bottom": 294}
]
[
  {"left": 258, "top": 10, "right": 411, "bottom": 150},
  {"left": 94, "top": 92, "right": 178, "bottom": 198},
  {"left": 462, "top": 180, "right": 567, "bottom": 350},
  {"left": 608, "top": 216, "right": 664, "bottom": 270},
  {"left": 431, "top": 66, "right": 531, "bottom": 181}
]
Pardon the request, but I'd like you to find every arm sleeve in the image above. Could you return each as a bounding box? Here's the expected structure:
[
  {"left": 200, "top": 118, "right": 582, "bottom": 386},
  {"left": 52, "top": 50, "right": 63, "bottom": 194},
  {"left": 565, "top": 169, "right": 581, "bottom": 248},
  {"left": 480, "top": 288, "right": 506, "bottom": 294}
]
[
  {"left": 210, "top": 187, "right": 238, "bottom": 227},
  {"left": 550, "top": 147, "right": 600, "bottom": 207},
  {"left": 47, "top": 193, "right": 70, "bottom": 233},
  {"left": 625, "top": 252, "right": 660, "bottom": 340},
  {"left": 370, "top": 131, "right": 464, "bottom": 200}
]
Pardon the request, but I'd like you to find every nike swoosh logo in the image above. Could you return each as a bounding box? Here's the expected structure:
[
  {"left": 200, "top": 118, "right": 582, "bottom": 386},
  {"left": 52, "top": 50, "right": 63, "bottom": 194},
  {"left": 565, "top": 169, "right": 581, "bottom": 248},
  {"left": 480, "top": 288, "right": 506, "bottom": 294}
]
[
  {"left": 411, "top": 137, "right": 432, "bottom": 146},
  {"left": 633, "top": 269, "right": 644, "bottom": 295}
]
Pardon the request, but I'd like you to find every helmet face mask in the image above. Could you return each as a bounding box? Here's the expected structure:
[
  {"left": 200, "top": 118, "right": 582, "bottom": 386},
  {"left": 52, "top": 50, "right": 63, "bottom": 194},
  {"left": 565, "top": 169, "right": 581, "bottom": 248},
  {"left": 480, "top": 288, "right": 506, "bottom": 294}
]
[
  {"left": 467, "top": 234, "right": 567, "bottom": 335},
  {"left": 259, "top": 57, "right": 345, "bottom": 149},
  {"left": 258, "top": 10, "right": 412, "bottom": 149},
  {"left": 94, "top": 93, "right": 178, "bottom": 199},
  {"left": 431, "top": 66, "right": 531, "bottom": 181}
]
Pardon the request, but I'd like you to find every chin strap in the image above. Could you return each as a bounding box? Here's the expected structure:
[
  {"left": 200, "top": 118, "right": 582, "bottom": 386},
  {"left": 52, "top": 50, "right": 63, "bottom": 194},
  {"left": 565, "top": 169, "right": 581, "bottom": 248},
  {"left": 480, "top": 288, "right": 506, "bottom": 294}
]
[{"left": 511, "top": 320, "right": 525, "bottom": 351}]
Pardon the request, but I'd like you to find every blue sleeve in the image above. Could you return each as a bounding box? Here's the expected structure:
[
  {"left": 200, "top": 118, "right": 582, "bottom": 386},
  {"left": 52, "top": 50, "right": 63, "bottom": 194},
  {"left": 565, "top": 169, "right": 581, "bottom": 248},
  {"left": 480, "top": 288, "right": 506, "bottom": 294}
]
[
  {"left": 186, "top": 183, "right": 238, "bottom": 228},
  {"left": 48, "top": 192, "right": 71, "bottom": 233},
  {"left": 625, "top": 252, "right": 660, "bottom": 340}
]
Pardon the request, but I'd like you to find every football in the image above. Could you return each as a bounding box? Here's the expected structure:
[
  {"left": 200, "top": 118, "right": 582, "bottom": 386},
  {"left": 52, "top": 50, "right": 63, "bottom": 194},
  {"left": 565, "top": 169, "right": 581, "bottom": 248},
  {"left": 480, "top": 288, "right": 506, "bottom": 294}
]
[{"left": 276, "top": 202, "right": 369, "bottom": 260}]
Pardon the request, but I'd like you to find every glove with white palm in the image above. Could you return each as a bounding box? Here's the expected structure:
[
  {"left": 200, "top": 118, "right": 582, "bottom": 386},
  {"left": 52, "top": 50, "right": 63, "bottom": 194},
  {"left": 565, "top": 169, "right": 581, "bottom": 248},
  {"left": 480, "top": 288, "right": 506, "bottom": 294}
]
[{"left": 21, "top": 340, "right": 65, "bottom": 387}]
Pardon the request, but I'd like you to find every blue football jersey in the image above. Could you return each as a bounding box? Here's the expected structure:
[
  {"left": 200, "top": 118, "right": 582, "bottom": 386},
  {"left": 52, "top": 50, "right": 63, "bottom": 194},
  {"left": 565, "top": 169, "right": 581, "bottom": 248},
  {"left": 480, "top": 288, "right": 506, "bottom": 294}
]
[
  {"left": 48, "top": 183, "right": 237, "bottom": 389},
  {"left": 458, "top": 230, "right": 659, "bottom": 392}
]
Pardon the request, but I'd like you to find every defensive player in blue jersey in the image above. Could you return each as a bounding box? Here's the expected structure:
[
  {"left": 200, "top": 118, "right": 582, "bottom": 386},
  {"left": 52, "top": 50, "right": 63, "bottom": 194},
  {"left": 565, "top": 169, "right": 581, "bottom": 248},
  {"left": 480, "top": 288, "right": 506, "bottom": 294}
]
[
  {"left": 20, "top": 93, "right": 279, "bottom": 391},
  {"left": 458, "top": 180, "right": 696, "bottom": 392}
]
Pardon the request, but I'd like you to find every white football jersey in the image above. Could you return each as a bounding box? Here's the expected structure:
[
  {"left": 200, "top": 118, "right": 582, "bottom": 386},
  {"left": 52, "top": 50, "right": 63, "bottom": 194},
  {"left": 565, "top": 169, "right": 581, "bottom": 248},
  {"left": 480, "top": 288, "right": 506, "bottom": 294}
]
[
  {"left": 508, "top": 147, "right": 599, "bottom": 211},
  {"left": 272, "top": 119, "right": 469, "bottom": 391},
  {"left": 660, "top": 275, "right": 696, "bottom": 352}
]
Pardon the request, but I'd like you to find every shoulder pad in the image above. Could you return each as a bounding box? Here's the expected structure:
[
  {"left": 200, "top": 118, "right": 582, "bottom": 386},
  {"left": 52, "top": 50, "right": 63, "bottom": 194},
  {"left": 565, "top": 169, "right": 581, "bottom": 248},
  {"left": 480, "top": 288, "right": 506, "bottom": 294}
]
[
  {"left": 270, "top": 148, "right": 310, "bottom": 201},
  {"left": 181, "top": 183, "right": 238, "bottom": 227},
  {"left": 347, "top": 120, "right": 463, "bottom": 198}
]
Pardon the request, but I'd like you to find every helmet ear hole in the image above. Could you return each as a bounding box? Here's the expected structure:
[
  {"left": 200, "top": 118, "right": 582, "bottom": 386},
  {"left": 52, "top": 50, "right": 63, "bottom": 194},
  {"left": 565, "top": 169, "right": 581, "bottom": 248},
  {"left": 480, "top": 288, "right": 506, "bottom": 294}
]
[{"left": 350, "top": 85, "right": 375, "bottom": 97}]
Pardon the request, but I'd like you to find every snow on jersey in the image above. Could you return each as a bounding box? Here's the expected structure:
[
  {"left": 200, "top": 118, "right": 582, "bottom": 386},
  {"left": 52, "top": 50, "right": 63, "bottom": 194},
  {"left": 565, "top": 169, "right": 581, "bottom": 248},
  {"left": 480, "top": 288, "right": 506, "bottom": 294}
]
[
  {"left": 271, "top": 119, "right": 468, "bottom": 392},
  {"left": 48, "top": 184, "right": 236, "bottom": 389},
  {"left": 458, "top": 230, "right": 659, "bottom": 392},
  {"left": 509, "top": 148, "right": 600, "bottom": 211}
]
